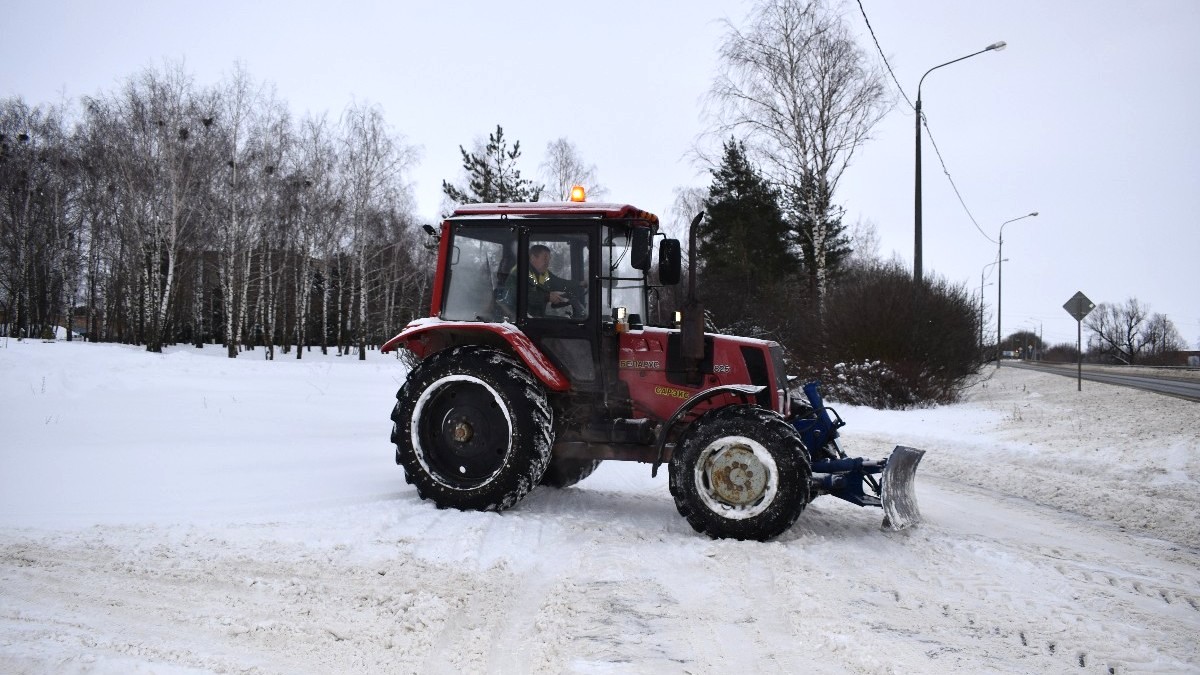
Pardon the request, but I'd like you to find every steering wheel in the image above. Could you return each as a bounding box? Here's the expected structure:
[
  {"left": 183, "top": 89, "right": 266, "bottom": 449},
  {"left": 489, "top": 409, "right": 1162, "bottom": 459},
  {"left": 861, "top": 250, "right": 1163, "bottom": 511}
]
[{"left": 550, "top": 291, "right": 587, "bottom": 318}]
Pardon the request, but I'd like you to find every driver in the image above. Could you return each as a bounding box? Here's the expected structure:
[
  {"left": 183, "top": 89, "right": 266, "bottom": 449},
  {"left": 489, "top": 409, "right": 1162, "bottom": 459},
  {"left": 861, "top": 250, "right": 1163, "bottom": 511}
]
[{"left": 508, "top": 244, "right": 584, "bottom": 317}]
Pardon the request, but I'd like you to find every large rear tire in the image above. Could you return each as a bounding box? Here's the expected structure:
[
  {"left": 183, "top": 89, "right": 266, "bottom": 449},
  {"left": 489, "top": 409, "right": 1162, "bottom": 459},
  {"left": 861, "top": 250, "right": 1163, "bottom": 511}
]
[
  {"left": 540, "top": 457, "right": 603, "bottom": 488},
  {"left": 391, "top": 346, "right": 552, "bottom": 511},
  {"left": 669, "top": 405, "right": 811, "bottom": 541}
]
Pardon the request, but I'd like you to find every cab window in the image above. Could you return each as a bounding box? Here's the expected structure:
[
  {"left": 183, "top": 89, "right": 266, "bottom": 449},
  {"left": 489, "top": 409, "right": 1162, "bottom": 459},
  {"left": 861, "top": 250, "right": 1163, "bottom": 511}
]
[
  {"left": 601, "top": 226, "right": 647, "bottom": 320},
  {"left": 442, "top": 226, "right": 517, "bottom": 321},
  {"left": 513, "top": 234, "right": 589, "bottom": 320}
]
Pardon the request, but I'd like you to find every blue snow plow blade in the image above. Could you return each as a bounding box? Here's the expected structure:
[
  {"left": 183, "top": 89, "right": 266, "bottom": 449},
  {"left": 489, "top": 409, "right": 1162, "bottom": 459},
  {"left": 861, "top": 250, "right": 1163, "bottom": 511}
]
[{"left": 790, "top": 381, "right": 926, "bottom": 530}]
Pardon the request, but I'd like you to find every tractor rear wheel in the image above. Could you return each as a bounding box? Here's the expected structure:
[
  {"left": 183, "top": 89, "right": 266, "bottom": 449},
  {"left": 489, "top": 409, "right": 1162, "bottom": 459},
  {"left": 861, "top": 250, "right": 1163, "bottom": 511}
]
[
  {"left": 540, "top": 458, "right": 603, "bottom": 488},
  {"left": 391, "top": 346, "right": 552, "bottom": 511},
  {"left": 669, "top": 405, "right": 811, "bottom": 541}
]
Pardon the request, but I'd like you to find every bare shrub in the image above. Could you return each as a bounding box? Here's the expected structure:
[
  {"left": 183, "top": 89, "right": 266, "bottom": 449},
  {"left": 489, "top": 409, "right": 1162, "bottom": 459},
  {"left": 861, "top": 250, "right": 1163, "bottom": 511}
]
[
  {"left": 812, "top": 261, "right": 983, "bottom": 408},
  {"left": 1043, "top": 342, "right": 1080, "bottom": 363}
]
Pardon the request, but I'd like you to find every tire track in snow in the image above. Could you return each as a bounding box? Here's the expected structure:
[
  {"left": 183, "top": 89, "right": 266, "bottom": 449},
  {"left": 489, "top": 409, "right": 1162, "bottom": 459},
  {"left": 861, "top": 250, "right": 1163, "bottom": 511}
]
[
  {"left": 877, "top": 479, "right": 1200, "bottom": 673},
  {"left": 0, "top": 529, "right": 508, "bottom": 674}
]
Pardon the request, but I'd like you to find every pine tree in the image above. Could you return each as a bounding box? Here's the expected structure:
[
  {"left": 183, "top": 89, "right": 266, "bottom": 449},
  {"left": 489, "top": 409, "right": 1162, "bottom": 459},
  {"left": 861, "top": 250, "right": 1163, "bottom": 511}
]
[
  {"left": 697, "top": 140, "right": 801, "bottom": 332},
  {"left": 442, "top": 125, "right": 543, "bottom": 204}
]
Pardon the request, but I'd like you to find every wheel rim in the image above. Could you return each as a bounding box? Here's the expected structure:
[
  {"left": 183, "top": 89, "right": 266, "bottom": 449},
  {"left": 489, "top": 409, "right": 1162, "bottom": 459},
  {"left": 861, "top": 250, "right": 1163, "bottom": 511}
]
[
  {"left": 694, "top": 435, "right": 778, "bottom": 520},
  {"left": 411, "top": 375, "right": 512, "bottom": 488}
]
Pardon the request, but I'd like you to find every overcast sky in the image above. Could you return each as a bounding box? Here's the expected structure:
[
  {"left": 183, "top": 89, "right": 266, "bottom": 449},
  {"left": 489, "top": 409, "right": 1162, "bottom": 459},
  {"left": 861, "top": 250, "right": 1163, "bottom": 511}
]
[{"left": 3, "top": 0, "right": 1198, "bottom": 348}]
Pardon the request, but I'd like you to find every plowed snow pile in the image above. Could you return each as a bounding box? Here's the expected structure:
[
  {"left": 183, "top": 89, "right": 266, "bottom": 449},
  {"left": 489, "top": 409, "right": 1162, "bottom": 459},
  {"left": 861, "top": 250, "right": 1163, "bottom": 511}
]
[{"left": 2, "top": 340, "right": 1198, "bottom": 674}]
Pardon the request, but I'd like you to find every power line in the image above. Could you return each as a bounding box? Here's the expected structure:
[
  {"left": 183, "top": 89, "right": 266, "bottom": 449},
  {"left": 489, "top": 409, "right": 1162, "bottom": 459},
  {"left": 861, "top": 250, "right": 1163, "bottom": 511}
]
[
  {"left": 921, "top": 114, "right": 996, "bottom": 244},
  {"left": 855, "top": 0, "right": 996, "bottom": 245},
  {"left": 855, "top": 0, "right": 913, "bottom": 110}
]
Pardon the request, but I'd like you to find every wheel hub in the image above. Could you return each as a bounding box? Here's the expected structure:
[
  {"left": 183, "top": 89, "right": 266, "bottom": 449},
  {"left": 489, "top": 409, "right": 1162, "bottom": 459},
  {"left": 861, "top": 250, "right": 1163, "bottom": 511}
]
[
  {"left": 450, "top": 418, "right": 474, "bottom": 443},
  {"left": 441, "top": 409, "right": 485, "bottom": 456},
  {"left": 705, "top": 443, "right": 769, "bottom": 506}
]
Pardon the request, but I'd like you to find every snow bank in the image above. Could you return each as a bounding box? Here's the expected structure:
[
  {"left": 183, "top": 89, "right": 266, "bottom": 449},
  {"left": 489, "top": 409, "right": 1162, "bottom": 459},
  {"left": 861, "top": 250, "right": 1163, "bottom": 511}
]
[{"left": 842, "top": 366, "right": 1200, "bottom": 549}]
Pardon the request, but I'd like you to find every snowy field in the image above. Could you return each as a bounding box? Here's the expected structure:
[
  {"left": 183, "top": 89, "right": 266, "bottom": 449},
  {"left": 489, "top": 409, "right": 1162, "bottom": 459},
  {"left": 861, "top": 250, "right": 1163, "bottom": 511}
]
[{"left": 1, "top": 339, "right": 1197, "bottom": 674}]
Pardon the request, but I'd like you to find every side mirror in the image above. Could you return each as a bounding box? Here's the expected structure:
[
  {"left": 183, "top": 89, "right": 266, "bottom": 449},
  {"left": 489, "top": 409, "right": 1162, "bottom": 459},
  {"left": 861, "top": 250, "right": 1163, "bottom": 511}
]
[
  {"left": 631, "top": 227, "right": 651, "bottom": 270},
  {"left": 658, "top": 239, "right": 681, "bottom": 285}
]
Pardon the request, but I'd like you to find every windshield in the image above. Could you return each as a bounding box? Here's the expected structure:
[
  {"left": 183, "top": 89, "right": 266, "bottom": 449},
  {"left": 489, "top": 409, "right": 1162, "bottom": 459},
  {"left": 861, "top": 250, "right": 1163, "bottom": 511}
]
[
  {"left": 442, "top": 226, "right": 516, "bottom": 321},
  {"left": 601, "top": 225, "right": 647, "bottom": 320}
]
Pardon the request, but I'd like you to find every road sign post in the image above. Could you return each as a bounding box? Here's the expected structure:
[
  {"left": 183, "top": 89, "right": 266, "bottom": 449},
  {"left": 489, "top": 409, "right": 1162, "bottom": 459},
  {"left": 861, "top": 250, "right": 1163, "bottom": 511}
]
[{"left": 1062, "top": 291, "right": 1095, "bottom": 391}]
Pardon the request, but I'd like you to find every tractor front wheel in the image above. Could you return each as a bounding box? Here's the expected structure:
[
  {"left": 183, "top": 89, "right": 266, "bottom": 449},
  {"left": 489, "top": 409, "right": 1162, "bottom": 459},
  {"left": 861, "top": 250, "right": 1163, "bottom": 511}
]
[
  {"left": 669, "top": 405, "right": 811, "bottom": 541},
  {"left": 391, "top": 346, "right": 552, "bottom": 511}
]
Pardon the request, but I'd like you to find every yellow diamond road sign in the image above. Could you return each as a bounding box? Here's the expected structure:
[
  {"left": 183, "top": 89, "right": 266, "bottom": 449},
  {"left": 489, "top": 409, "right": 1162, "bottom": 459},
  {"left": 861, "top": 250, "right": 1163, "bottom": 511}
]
[{"left": 1063, "top": 291, "right": 1095, "bottom": 321}]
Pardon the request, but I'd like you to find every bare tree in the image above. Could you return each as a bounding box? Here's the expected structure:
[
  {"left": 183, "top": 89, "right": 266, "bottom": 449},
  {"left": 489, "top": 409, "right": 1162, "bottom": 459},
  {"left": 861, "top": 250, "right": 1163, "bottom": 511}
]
[
  {"left": 845, "top": 216, "right": 881, "bottom": 269},
  {"left": 7, "top": 61, "right": 431, "bottom": 356},
  {"left": 1143, "top": 312, "right": 1186, "bottom": 360},
  {"left": 667, "top": 186, "right": 707, "bottom": 241},
  {"left": 75, "top": 100, "right": 123, "bottom": 342},
  {"left": 540, "top": 137, "right": 605, "bottom": 200},
  {"left": 289, "top": 115, "right": 338, "bottom": 359},
  {"left": 249, "top": 95, "right": 293, "bottom": 360},
  {"left": 1085, "top": 297, "right": 1184, "bottom": 364},
  {"left": 102, "top": 62, "right": 219, "bottom": 352},
  {"left": 214, "top": 64, "right": 264, "bottom": 358},
  {"left": 1086, "top": 298, "right": 1147, "bottom": 364},
  {"left": 339, "top": 102, "right": 417, "bottom": 359},
  {"left": 707, "top": 0, "right": 889, "bottom": 308},
  {"left": 650, "top": 186, "right": 708, "bottom": 325},
  {"left": 0, "top": 98, "right": 80, "bottom": 340}
]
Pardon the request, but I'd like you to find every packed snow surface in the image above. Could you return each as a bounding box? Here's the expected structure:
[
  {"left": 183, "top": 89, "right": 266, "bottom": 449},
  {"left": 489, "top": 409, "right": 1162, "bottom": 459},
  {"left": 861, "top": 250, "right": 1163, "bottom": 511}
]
[{"left": 1, "top": 340, "right": 1198, "bottom": 674}]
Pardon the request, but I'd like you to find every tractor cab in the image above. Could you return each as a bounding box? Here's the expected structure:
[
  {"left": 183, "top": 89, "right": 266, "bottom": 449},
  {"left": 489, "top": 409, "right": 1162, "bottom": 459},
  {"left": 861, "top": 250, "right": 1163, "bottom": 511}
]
[{"left": 427, "top": 201, "right": 675, "bottom": 396}]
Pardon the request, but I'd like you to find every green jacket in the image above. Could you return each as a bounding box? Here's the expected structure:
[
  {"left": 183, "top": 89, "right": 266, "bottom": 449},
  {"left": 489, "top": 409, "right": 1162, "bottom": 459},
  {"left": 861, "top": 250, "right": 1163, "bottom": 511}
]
[{"left": 505, "top": 266, "right": 575, "bottom": 317}]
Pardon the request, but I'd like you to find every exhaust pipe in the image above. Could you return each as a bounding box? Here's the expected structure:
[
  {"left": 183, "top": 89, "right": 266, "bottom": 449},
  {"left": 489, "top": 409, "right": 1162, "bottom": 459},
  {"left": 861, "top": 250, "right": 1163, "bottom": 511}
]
[{"left": 681, "top": 211, "right": 706, "bottom": 386}]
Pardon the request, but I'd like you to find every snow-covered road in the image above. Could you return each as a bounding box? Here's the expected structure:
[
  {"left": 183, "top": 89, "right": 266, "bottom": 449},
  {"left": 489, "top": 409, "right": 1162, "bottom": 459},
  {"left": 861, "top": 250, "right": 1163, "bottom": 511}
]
[{"left": 2, "top": 341, "right": 1197, "bottom": 673}]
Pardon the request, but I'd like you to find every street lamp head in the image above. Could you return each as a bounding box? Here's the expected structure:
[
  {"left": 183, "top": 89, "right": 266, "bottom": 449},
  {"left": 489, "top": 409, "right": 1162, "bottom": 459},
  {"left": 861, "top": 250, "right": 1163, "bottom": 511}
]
[
  {"left": 986, "top": 41, "right": 1007, "bottom": 52},
  {"left": 1029, "top": 211, "right": 1039, "bottom": 217}
]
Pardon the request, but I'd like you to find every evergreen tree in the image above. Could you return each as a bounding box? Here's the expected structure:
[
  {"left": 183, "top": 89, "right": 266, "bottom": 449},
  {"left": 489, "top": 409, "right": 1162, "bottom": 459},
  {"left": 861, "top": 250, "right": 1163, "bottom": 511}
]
[
  {"left": 698, "top": 139, "right": 801, "bottom": 331},
  {"left": 442, "top": 125, "right": 543, "bottom": 204}
]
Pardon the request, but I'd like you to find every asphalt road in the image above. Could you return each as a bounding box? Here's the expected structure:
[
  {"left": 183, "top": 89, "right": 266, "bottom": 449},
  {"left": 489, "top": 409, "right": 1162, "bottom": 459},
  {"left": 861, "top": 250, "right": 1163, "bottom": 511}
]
[{"left": 1005, "top": 361, "right": 1200, "bottom": 402}]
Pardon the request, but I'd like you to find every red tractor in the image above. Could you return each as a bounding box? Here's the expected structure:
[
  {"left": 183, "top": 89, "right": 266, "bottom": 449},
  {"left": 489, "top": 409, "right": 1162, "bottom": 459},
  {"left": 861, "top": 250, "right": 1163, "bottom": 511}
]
[{"left": 382, "top": 198, "right": 923, "bottom": 541}]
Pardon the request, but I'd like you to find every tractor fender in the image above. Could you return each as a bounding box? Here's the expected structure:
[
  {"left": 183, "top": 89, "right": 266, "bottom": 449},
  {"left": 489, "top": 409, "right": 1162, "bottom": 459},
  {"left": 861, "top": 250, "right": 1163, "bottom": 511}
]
[
  {"left": 649, "top": 383, "right": 766, "bottom": 477},
  {"left": 381, "top": 317, "right": 570, "bottom": 392}
]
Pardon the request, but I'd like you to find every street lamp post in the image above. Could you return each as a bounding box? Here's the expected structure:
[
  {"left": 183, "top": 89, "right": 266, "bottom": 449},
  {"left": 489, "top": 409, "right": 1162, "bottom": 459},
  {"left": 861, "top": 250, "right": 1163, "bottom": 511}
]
[
  {"left": 914, "top": 41, "right": 1007, "bottom": 282},
  {"left": 978, "top": 281, "right": 993, "bottom": 351},
  {"left": 979, "top": 259, "right": 1005, "bottom": 352},
  {"left": 996, "top": 211, "right": 1039, "bottom": 366},
  {"left": 1021, "top": 319, "right": 1043, "bottom": 361}
]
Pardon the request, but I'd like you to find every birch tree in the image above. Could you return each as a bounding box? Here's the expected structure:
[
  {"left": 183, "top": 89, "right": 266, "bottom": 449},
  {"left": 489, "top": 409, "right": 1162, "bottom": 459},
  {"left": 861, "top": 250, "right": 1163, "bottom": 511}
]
[
  {"left": 339, "top": 102, "right": 416, "bottom": 359},
  {"left": 109, "top": 63, "right": 217, "bottom": 352},
  {"left": 214, "top": 65, "right": 263, "bottom": 357},
  {"left": 708, "top": 0, "right": 888, "bottom": 309},
  {"left": 0, "top": 100, "right": 53, "bottom": 337},
  {"left": 75, "top": 103, "right": 122, "bottom": 341},
  {"left": 4, "top": 62, "right": 429, "bottom": 353},
  {"left": 290, "top": 115, "right": 339, "bottom": 358},
  {"left": 249, "top": 96, "right": 292, "bottom": 360},
  {"left": 540, "top": 137, "right": 605, "bottom": 201}
]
